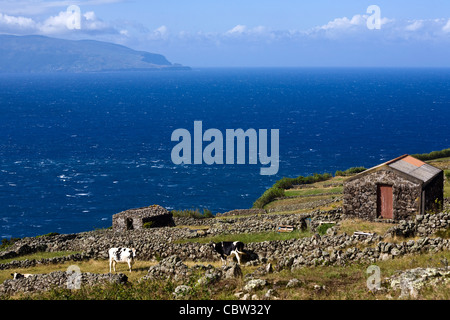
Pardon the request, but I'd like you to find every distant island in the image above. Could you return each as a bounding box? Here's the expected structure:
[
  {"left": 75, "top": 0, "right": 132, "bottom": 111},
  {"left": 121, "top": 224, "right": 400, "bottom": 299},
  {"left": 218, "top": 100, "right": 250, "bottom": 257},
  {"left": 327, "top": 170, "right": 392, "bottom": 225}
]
[{"left": 0, "top": 34, "right": 190, "bottom": 73}]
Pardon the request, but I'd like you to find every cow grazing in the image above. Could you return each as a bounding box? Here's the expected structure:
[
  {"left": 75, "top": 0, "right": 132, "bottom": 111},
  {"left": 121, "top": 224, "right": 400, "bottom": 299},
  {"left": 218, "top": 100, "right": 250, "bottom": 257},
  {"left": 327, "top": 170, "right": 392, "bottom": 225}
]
[
  {"left": 212, "top": 241, "right": 245, "bottom": 265},
  {"left": 11, "top": 272, "right": 32, "bottom": 279},
  {"left": 109, "top": 247, "right": 136, "bottom": 273}
]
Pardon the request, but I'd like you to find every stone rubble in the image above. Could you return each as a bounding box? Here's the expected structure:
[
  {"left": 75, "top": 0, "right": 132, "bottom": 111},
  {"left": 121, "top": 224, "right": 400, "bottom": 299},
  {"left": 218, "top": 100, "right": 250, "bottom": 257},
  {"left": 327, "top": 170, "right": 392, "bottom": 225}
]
[{"left": 386, "top": 267, "right": 450, "bottom": 299}]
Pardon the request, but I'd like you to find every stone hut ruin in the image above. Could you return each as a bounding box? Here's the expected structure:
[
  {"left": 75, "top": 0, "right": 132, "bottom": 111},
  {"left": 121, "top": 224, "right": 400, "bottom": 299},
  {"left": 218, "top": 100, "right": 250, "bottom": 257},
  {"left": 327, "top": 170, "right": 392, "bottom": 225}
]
[
  {"left": 343, "top": 155, "right": 443, "bottom": 221},
  {"left": 112, "top": 205, "right": 175, "bottom": 232}
]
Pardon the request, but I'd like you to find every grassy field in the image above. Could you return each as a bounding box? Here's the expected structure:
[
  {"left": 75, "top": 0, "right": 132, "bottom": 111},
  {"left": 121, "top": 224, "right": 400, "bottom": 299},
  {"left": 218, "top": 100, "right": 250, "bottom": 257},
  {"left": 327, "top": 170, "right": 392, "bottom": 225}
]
[
  {"left": 284, "top": 186, "right": 343, "bottom": 197},
  {"left": 3, "top": 248, "right": 450, "bottom": 300},
  {"left": 0, "top": 251, "right": 80, "bottom": 265},
  {"left": 264, "top": 175, "right": 344, "bottom": 212},
  {"left": 267, "top": 250, "right": 450, "bottom": 300},
  {"left": 0, "top": 257, "right": 156, "bottom": 285},
  {"left": 175, "top": 229, "right": 313, "bottom": 244},
  {"left": 337, "top": 219, "right": 394, "bottom": 236}
]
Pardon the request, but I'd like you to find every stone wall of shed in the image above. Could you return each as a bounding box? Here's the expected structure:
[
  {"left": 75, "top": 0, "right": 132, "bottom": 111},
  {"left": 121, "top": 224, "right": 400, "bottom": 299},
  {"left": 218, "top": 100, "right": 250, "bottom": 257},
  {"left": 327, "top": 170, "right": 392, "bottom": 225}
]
[
  {"left": 112, "top": 216, "right": 126, "bottom": 231},
  {"left": 343, "top": 169, "right": 421, "bottom": 221},
  {"left": 112, "top": 215, "right": 145, "bottom": 232},
  {"left": 112, "top": 213, "right": 175, "bottom": 232}
]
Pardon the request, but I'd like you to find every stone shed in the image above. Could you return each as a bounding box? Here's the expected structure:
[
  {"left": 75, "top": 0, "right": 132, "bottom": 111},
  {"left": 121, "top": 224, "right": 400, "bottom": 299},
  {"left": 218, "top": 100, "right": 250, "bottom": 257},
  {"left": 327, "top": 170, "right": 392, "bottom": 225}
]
[
  {"left": 112, "top": 205, "right": 175, "bottom": 231},
  {"left": 343, "top": 155, "right": 443, "bottom": 221}
]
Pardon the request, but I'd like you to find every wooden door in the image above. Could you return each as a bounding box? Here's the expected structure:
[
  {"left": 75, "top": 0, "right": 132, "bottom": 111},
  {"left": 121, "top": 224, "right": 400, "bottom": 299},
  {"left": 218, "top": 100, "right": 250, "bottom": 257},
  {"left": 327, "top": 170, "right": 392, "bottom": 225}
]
[{"left": 377, "top": 185, "right": 393, "bottom": 219}]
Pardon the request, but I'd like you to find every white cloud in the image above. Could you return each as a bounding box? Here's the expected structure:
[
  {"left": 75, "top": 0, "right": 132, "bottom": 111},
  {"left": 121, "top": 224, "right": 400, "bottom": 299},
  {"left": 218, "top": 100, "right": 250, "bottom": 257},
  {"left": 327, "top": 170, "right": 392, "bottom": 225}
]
[
  {"left": 442, "top": 19, "right": 450, "bottom": 33},
  {"left": 0, "top": 0, "right": 127, "bottom": 16},
  {"left": 0, "top": 9, "right": 117, "bottom": 35},
  {"left": 134, "top": 14, "right": 450, "bottom": 50},
  {"left": 147, "top": 25, "right": 169, "bottom": 40},
  {"left": 405, "top": 20, "right": 424, "bottom": 31},
  {"left": 318, "top": 15, "right": 366, "bottom": 31},
  {"left": 2, "top": 7, "right": 450, "bottom": 50},
  {"left": 307, "top": 14, "right": 393, "bottom": 39},
  {"left": 226, "top": 24, "right": 247, "bottom": 35},
  {"left": 81, "top": 11, "right": 112, "bottom": 32},
  {"left": 225, "top": 25, "right": 270, "bottom": 37},
  {"left": 39, "top": 10, "right": 73, "bottom": 34},
  {"left": 0, "top": 12, "right": 37, "bottom": 32},
  {"left": 83, "top": 11, "right": 96, "bottom": 21}
]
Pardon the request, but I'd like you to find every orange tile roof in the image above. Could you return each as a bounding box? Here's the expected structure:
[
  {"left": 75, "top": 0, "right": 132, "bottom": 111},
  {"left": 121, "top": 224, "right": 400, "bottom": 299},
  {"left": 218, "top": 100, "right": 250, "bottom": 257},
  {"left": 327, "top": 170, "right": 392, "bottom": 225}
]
[{"left": 401, "top": 155, "right": 426, "bottom": 167}]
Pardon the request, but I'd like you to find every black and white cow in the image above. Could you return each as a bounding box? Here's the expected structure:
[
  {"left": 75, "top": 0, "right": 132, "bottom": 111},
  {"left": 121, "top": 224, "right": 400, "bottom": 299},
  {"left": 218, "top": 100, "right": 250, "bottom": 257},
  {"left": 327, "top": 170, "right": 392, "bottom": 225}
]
[
  {"left": 109, "top": 247, "right": 136, "bottom": 273},
  {"left": 11, "top": 272, "right": 32, "bottom": 279},
  {"left": 211, "top": 241, "right": 245, "bottom": 265}
]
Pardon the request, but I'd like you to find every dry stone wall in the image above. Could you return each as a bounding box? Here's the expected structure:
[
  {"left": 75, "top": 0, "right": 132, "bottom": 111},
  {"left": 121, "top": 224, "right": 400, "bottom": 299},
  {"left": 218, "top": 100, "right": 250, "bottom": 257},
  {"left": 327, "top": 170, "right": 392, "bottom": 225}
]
[
  {"left": 216, "top": 208, "right": 266, "bottom": 217},
  {"left": 387, "top": 212, "right": 450, "bottom": 238},
  {"left": 0, "top": 271, "right": 127, "bottom": 296}
]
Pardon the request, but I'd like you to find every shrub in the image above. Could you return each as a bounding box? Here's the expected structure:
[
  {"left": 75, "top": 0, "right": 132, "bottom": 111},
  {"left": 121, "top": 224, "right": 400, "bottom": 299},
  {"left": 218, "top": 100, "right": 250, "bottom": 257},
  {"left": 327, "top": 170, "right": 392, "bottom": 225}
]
[
  {"left": 36, "top": 232, "right": 60, "bottom": 238},
  {"left": 317, "top": 223, "right": 335, "bottom": 236},
  {"left": 253, "top": 187, "right": 285, "bottom": 209},
  {"left": 412, "top": 148, "right": 450, "bottom": 161},
  {"left": 0, "top": 237, "right": 20, "bottom": 251},
  {"left": 273, "top": 173, "right": 333, "bottom": 190},
  {"left": 171, "top": 208, "right": 214, "bottom": 219},
  {"left": 435, "top": 228, "right": 450, "bottom": 239},
  {"left": 295, "top": 173, "right": 333, "bottom": 185},
  {"left": 253, "top": 173, "right": 332, "bottom": 208},
  {"left": 335, "top": 167, "right": 367, "bottom": 176},
  {"left": 273, "top": 177, "right": 295, "bottom": 189},
  {"left": 143, "top": 221, "right": 154, "bottom": 229}
]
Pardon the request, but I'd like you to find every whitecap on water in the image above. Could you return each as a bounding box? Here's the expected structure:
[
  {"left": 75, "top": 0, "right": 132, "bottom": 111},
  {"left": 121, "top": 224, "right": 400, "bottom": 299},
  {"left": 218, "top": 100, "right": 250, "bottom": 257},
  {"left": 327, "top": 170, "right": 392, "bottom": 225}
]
[{"left": 75, "top": 193, "right": 91, "bottom": 197}]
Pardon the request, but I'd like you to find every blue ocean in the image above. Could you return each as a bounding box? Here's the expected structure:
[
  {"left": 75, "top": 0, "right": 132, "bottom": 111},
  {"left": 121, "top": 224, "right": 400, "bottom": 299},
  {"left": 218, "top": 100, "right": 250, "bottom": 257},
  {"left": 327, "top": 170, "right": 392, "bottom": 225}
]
[{"left": 1, "top": 68, "right": 449, "bottom": 238}]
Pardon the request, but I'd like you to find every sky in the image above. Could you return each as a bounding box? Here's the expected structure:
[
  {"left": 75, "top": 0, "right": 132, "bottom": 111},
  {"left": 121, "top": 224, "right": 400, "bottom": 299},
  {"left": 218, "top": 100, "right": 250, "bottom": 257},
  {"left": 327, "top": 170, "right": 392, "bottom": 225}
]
[{"left": 1, "top": 0, "right": 450, "bottom": 67}]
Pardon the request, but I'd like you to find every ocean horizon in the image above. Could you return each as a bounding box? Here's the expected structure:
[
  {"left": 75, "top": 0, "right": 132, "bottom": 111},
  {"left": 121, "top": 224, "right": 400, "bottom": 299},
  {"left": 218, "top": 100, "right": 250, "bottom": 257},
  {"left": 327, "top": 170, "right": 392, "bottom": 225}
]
[{"left": 1, "top": 67, "right": 449, "bottom": 238}]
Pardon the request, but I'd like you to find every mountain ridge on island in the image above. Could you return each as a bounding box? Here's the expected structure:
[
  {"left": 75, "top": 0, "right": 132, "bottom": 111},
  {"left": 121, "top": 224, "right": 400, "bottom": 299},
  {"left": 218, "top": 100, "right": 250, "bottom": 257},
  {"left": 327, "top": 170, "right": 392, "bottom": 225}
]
[{"left": 0, "top": 34, "right": 190, "bottom": 73}]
